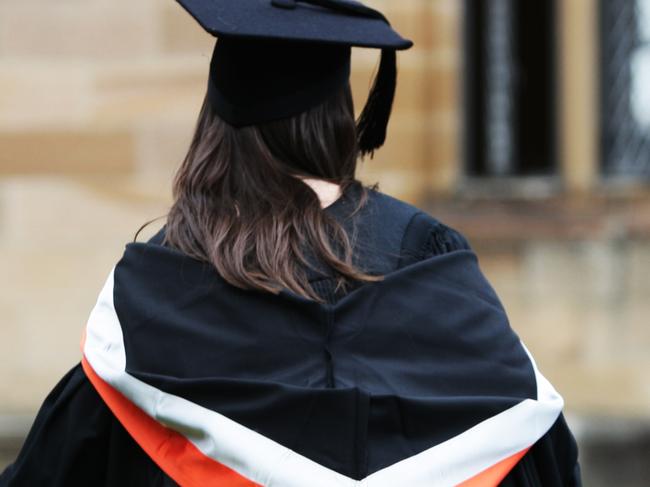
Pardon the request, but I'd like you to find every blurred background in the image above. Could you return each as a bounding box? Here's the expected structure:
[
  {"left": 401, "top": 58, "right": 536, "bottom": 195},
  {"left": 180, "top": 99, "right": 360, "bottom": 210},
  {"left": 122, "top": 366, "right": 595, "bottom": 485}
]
[{"left": 1, "top": 0, "right": 649, "bottom": 484}]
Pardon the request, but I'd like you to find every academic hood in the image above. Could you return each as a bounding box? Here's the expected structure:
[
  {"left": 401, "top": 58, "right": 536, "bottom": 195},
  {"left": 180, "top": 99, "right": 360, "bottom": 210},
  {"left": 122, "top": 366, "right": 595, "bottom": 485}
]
[{"left": 81, "top": 239, "right": 563, "bottom": 487}]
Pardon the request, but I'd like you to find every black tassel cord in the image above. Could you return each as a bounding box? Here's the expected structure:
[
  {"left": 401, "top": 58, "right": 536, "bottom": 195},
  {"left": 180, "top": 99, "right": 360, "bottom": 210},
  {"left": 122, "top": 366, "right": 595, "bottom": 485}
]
[{"left": 356, "top": 48, "right": 397, "bottom": 158}]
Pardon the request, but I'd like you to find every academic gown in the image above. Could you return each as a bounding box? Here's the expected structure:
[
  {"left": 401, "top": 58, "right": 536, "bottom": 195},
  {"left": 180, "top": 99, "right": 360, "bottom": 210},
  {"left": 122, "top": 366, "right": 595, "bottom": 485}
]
[{"left": 0, "top": 185, "right": 581, "bottom": 486}]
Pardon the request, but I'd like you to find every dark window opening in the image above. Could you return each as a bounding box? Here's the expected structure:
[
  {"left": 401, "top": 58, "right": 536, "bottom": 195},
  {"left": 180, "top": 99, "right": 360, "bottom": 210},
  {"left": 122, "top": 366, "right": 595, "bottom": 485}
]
[{"left": 463, "top": 0, "right": 557, "bottom": 178}]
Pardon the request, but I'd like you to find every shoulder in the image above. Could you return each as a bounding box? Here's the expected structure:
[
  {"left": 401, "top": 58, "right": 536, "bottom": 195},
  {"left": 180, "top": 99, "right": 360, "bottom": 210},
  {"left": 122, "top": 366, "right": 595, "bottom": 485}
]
[
  {"left": 364, "top": 187, "right": 472, "bottom": 261},
  {"left": 405, "top": 211, "right": 472, "bottom": 255},
  {"left": 146, "top": 224, "right": 166, "bottom": 245}
]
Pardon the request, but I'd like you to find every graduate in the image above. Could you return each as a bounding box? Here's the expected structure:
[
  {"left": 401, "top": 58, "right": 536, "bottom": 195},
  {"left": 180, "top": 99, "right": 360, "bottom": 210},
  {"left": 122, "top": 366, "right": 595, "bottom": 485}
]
[{"left": 1, "top": 0, "right": 581, "bottom": 485}]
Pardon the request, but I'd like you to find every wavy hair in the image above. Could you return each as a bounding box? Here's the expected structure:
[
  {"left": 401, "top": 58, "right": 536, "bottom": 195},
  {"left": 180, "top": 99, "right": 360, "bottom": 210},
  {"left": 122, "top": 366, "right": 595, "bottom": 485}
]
[{"left": 138, "top": 84, "right": 382, "bottom": 302}]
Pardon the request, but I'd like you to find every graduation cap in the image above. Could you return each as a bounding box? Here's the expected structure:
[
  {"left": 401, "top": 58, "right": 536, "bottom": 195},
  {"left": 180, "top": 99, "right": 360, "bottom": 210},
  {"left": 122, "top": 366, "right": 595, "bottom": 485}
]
[{"left": 176, "top": 0, "right": 413, "bottom": 156}]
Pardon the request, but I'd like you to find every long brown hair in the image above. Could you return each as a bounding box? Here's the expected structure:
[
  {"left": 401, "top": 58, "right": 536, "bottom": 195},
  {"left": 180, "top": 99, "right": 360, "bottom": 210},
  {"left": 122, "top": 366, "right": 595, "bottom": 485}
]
[{"left": 142, "top": 83, "right": 382, "bottom": 302}]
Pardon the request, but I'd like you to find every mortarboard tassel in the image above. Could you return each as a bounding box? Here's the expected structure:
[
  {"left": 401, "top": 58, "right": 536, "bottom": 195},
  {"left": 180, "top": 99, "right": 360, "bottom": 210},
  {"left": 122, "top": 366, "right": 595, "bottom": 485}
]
[{"left": 356, "top": 48, "right": 397, "bottom": 158}]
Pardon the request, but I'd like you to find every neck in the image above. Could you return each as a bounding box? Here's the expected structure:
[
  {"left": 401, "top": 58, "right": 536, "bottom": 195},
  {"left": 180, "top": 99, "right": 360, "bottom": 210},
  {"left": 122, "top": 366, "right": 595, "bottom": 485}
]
[{"left": 298, "top": 177, "right": 342, "bottom": 209}]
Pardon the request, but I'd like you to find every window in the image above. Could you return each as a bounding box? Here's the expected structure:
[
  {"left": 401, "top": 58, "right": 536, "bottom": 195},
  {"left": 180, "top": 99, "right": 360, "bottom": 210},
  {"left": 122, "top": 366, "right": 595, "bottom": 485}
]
[{"left": 600, "top": 0, "right": 650, "bottom": 179}]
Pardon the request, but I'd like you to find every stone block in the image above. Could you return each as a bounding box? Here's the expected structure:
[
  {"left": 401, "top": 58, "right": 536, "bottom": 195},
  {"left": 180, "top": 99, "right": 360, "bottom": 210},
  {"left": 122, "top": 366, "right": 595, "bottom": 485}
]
[
  {"left": 0, "top": 129, "right": 135, "bottom": 175},
  {"left": 133, "top": 121, "right": 195, "bottom": 185},
  {"left": 91, "top": 60, "right": 208, "bottom": 127},
  {"left": 365, "top": 118, "right": 430, "bottom": 172},
  {"left": 160, "top": 2, "right": 215, "bottom": 53},
  {"left": 428, "top": 63, "right": 460, "bottom": 113},
  {"left": 0, "top": 2, "right": 157, "bottom": 60},
  {"left": 626, "top": 242, "right": 650, "bottom": 300},
  {"left": 0, "top": 62, "right": 92, "bottom": 130},
  {"left": 383, "top": 0, "right": 461, "bottom": 51},
  {"left": 0, "top": 176, "right": 166, "bottom": 250},
  {"left": 425, "top": 123, "right": 461, "bottom": 193}
]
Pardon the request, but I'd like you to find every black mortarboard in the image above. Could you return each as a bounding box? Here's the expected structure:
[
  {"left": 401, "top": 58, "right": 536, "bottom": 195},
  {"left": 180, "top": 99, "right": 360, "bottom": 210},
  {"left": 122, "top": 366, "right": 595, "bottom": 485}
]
[{"left": 175, "top": 0, "right": 413, "bottom": 156}]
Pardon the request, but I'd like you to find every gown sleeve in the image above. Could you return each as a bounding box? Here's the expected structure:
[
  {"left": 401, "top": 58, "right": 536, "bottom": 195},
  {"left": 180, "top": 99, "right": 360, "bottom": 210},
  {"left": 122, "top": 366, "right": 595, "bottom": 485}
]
[
  {"left": 398, "top": 211, "right": 472, "bottom": 267},
  {"left": 0, "top": 363, "right": 112, "bottom": 486},
  {"left": 426, "top": 220, "right": 472, "bottom": 254},
  {"left": 0, "top": 361, "right": 174, "bottom": 486},
  {"left": 501, "top": 412, "right": 582, "bottom": 486}
]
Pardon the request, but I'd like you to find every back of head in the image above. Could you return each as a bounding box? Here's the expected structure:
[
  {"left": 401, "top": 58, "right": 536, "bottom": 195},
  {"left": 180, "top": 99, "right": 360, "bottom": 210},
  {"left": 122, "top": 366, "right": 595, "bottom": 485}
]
[{"left": 163, "top": 84, "right": 380, "bottom": 302}]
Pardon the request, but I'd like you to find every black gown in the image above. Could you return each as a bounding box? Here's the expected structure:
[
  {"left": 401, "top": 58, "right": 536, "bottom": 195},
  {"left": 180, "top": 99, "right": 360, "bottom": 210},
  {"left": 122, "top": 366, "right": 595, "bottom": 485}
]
[{"left": 0, "top": 184, "right": 581, "bottom": 486}]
